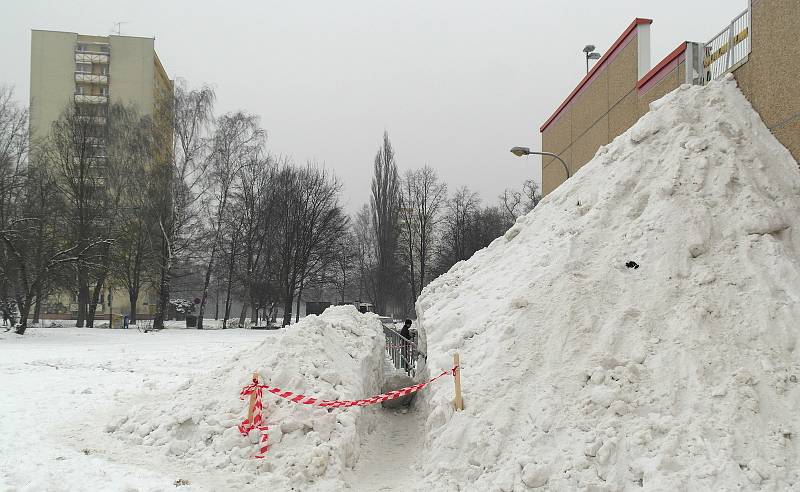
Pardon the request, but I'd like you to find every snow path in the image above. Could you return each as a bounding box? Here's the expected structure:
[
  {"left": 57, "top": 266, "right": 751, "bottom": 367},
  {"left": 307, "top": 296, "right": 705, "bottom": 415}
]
[
  {"left": 344, "top": 356, "right": 425, "bottom": 492},
  {"left": 345, "top": 407, "right": 424, "bottom": 491}
]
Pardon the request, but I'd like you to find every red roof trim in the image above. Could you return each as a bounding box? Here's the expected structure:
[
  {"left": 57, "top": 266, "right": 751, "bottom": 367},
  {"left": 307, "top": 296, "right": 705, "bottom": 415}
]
[
  {"left": 636, "top": 42, "right": 686, "bottom": 90},
  {"left": 539, "top": 18, "right": 653, "bottom": 133}
]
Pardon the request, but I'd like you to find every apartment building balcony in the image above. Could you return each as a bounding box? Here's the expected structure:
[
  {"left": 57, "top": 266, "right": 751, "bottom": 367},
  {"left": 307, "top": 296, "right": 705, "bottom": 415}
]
[
  {"left": 75, "top": 52, "right": 109, "bottom": 64},
  {"left": 76, "top": 115, "right": 107, "bottom": 125},
  {"left": 75, "top": 73, "right": 108, "bottom": 84},
  {"left": 85, "top": 136, "right": 105, "bottom": 145},
  {"left": 74, "top": 94, "right": 108, "bottom": 104}
]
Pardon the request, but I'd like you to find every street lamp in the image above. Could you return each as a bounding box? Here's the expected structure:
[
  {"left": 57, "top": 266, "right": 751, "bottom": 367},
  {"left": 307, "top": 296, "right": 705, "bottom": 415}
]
[
  {"left": 509, "top": 147, "right": 570, "bottom": 179},
  {"left": 583, "top": 44, "right": 601, "bottom": 73}
]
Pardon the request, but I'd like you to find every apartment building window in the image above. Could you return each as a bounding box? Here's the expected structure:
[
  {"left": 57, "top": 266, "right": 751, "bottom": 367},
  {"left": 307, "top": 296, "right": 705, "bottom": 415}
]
[
  {"left": 77, "top": 43, "right": 87, "bottom": 52},
  {"left": 75, "top": 85, "right": 86, "bottom": 95},
  {"left": 76, "top": 63, "right": 91, "bottom": 73},
  {"left": 100, "top": 87, "right": 108, "bottom": 96},
  {"left": 100, "top": 66, "right": 108, "bottom": 75}
]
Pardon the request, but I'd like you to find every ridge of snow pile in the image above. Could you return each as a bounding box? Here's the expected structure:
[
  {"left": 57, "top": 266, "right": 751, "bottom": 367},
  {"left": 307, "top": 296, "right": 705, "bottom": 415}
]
[
  {"left": 416, "top": 77, "right": 800, "bottom": 491},
  {"left": 107, "top": 306, "right": 384, "bottom": 490}
]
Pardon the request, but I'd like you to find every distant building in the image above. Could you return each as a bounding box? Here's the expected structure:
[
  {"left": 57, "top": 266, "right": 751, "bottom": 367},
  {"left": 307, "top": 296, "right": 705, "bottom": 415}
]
[
  {"left": 28, "top": 30, "right": 173, "bottom": 322},
  {"left": 29, "top": 29, "right": 172, "bottom": 141}
]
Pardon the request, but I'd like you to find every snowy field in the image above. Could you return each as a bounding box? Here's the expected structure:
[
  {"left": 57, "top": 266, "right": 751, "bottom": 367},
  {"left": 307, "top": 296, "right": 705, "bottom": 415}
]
[
  {"left": 1, "top": 309, "right": 420, "bottom": 492},
  {"left": 0, "top": 327, "right": 277, "bottom": 491}
]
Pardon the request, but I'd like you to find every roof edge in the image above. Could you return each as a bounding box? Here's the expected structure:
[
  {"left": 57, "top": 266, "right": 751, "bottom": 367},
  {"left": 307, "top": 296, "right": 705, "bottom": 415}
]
[{"left": 539, "top": 17, "right": 653, "bottom": 133}]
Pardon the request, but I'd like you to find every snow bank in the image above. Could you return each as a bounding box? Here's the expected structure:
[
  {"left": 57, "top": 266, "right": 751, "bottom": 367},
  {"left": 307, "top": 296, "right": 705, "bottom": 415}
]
[
  {"left": 108, "top": 306, "right": 385, "bottom": 490},
  {"left": 416, "top": 77, "right": 800, "bottom": 491}
]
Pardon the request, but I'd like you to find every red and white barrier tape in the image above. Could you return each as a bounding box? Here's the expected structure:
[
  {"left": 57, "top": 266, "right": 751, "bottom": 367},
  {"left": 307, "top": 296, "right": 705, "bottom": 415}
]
[
  {"left": 237, "top": 376, "right": 269, "bottom": 458},
  {"left": 238, "top": 366, "right": 457, "bottom": 458},
  {"left": 264, "top": 366, "right": 456, "bottom": 408}
]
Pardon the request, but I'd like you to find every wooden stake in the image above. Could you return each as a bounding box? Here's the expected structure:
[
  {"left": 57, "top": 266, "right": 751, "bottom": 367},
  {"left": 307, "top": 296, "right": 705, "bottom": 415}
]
[
  {"left": 453, "top": 352, "right": 464, "bottom": 411},
  {"left": 247, "top": 372, "right": 259, "bottom": 421}
]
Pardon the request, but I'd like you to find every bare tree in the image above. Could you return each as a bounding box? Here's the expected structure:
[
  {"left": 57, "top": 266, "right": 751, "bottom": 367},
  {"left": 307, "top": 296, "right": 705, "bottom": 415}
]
[
  {"left": 195, "top": 111, "right": 265, "bottom": 329},
  {"left": 151, "top": 81, "right": 215, "bottom": 330},
  {"left": 330, "top": 231, "right": 359, "bottom": 304},
  {"left": 0, "top": 86, "right": 28, "bottom": 312},
  {"left": 369, "top": 131, "right": 400, "bottom": 315},
  {"left": 1, "top": 162, "right": 93, "bottom": 334},
  {"left": 46, "top": 102, "right": 118, "bottom": 327},
  {"left": 500, "top": 178, "right": 541, "bottom": 222},
  {"left": 273, "top": 163, "right": 348, "bottom": 326},
  {"left": 232, "top": 154, "right": 280, "bottom": 326},
  {"left": 436, "top": 186, "right": 481, "bottom": 274},
  {"left": 352, "top": 204, "right": 374, "bottom": 306},
  {"left": 398, "top": 166, "right": 447, "bottom": 303},
  {"left": 109, "top": 107, "right": 159, "bottom": 324}
]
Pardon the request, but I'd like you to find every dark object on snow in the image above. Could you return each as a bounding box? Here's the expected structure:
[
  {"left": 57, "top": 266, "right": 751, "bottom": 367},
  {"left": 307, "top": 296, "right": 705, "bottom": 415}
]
[
  {"left": 306, "top": 301, "right": 332, "bottom": 316},
  {"left": 185, "top": 315, "right": 197, "bottom": 328},
  {"left": 252, "top": 324, "right": 280, "bottom": 330},
  {"left": 381, "top": 373, "right": 416, "bottom": 408},
  {"left": 625, "top": 261, "right": 640, "bottom": 269}
]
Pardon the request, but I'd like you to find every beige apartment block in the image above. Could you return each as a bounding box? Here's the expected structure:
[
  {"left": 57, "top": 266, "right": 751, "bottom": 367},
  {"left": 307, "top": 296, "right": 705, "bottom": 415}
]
[
  {"left": 29, "top": 30, "right": 172, "bottom": 321},
  {"left": 30, "top": 29, "right": 171, "bottom": 142},
  {"left": 540, "top": 0, "right": 800, "bottom": 196}
]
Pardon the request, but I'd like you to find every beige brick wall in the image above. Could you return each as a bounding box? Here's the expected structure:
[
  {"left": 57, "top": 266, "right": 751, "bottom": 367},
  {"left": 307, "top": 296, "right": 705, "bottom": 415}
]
[
  {"left": 734, "top": 0, "right": 800, "bottom": 161},
  {"left": 29, "top": 30, "right": 77, "bottom": 143},
  {"left": 638, "top": 61, "right": 684, "bottom": 113},
  {"left": 540, "top": 34, "right": 641, "bottom": 195},
  {"left": 573, "top": 114, "right": 609, "bottom": 171},
  {"left": 542, "top": 146, "right": 572, "bottom": 195},
  {"left": 607, "top": 39, "right": 639, "bottom": 107},
  {"left": 608, "top": 90, "right": 639, "bottom": 141},
  {"left": 109, "top": 36, "right": 156, "bottom": 115},
  {"left": 572, "top": 69, "right": 610, "bottom": 138}
]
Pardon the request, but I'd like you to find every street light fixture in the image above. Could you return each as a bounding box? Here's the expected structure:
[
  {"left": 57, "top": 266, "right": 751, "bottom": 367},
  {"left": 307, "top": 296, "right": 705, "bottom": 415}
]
[
  {"left": 583, "top": 44, "right": 601, "bottom": 73},
  {"left": 510, "top": 146, "right": 570, "bottom": 179}
]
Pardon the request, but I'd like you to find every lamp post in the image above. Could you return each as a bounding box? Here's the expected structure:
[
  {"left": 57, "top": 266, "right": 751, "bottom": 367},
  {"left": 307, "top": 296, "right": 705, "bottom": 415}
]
[
  {"left": 509, "top": 147, "right": 570, "bottom": 179},
  {"left": 583, "top": 44, "right": 601, "bottom": 73}
]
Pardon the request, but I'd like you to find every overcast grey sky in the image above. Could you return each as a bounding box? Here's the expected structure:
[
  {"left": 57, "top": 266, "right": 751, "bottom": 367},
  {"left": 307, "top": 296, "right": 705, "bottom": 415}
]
[{"left": 3, "top": 0, "right": 744, "bottom": 211}]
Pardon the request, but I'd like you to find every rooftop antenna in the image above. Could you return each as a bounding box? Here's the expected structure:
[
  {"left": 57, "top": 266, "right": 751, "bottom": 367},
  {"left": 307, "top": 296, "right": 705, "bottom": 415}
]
[{"left": 112, "top": 21, "right": 129, "bottom": 36}]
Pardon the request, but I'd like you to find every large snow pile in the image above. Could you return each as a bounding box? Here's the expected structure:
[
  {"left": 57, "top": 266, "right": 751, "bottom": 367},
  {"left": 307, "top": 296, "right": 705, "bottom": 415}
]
[
  {"left": 108, "top": 306, "right": 385, "bottom": 490},
  {"left": 416, "top": 77, "right": 800, "bottom": 490}
]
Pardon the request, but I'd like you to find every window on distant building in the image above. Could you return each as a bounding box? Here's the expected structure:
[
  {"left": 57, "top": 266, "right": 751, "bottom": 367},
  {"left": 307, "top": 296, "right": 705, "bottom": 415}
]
[{"left": 76, "top": 63, "right": 91, "bottom": 73}]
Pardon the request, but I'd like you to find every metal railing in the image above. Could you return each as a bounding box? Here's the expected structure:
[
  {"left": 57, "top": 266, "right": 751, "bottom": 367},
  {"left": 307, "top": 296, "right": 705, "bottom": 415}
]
[
  {"left": 704, "top": 8, "right": 751, "bottom": 83},
  {"left": 383, "top": 323, "right": 423, "bottom": 377},
  {"left": 75, "top": 52, "right": 109, "bottom": 64}
]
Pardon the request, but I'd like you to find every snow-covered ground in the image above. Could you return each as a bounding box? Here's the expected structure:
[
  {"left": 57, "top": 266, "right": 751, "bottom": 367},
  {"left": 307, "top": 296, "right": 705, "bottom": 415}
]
[
  {"left": 1, "top": 307, "right": 402, "bottom": 491},
  {"left": 0, "top": 327, "right": 275, "bottom": 491}
]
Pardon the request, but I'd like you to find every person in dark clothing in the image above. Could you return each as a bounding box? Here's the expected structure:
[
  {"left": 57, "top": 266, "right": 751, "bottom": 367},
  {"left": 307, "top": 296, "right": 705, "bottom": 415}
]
[
  {"left": 400, "top": 319, "right": 413, "bottom": 373},
  {"left": 400, "top": 319, "right": 412, "bottom": 340}
]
